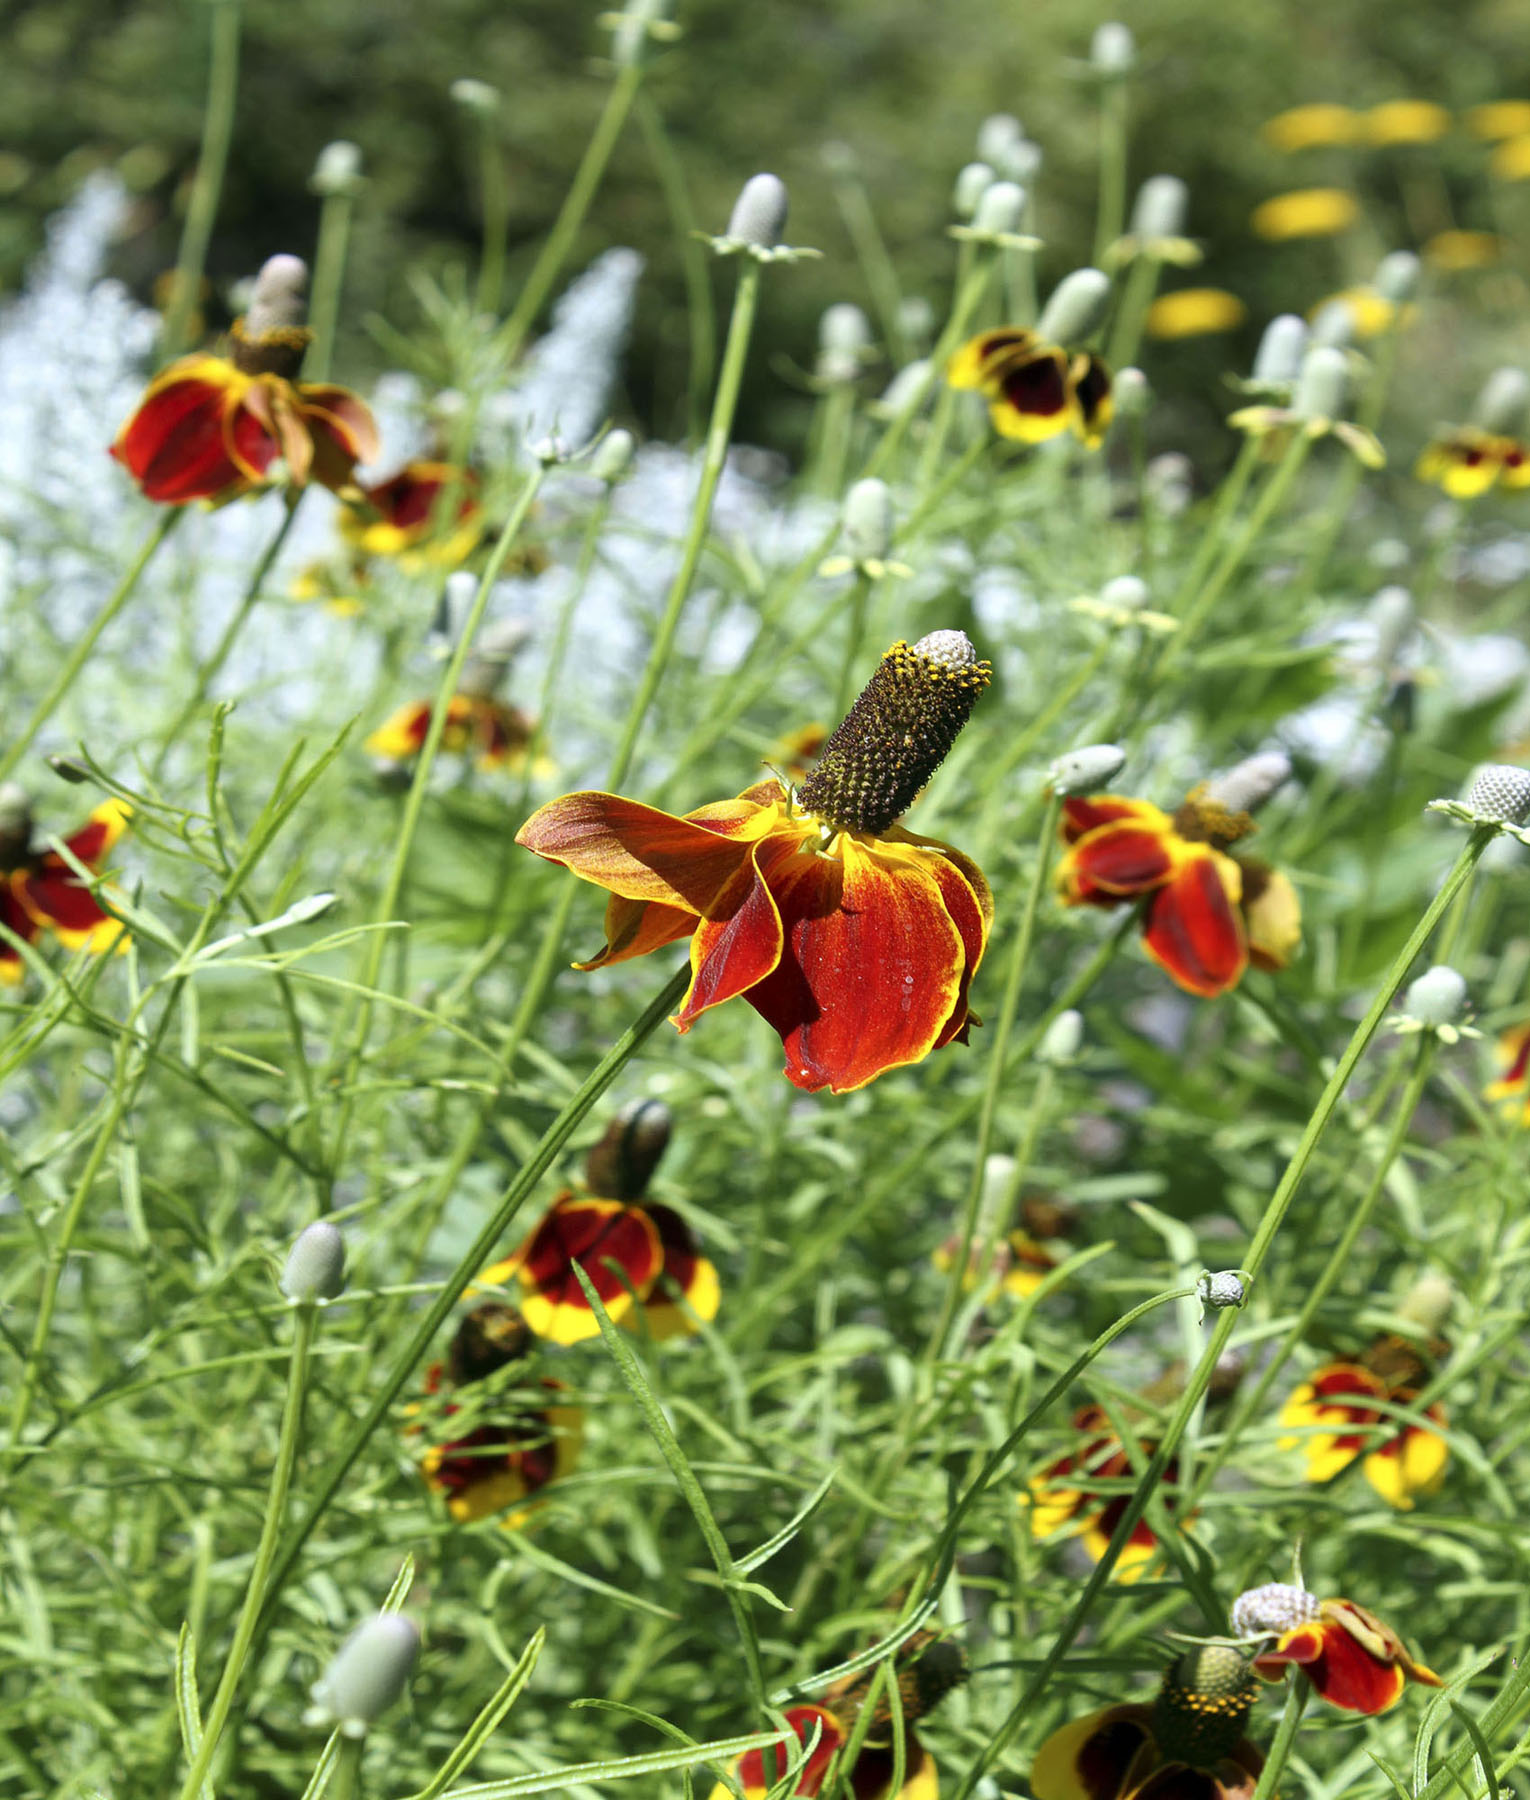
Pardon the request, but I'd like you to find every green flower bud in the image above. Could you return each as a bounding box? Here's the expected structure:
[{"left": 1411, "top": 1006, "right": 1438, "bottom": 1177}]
[
  {"left": 1293, "top": 346, "right": 1350, "bottom": 422},
  {"left": 1113, "top": 366, "right": 1151, "bottom": 413},
  {"left": 1049, "top": 743, "right": 1126, "bottom": 795},
  {"left": 976, "top": 113, "right": 1023, "bottom": 165},
  {"left": 1036, "top": 1008, "right": 1084, "bottom": 1066},
  {"left": 953, "top": 161, "right": 996, "bottom": 219},
  {"left": 1309, "top": 298, "right": 1355, "bottom": 350},
  {"left": 281, "top": 1221, "right": 347, "bottom": 1304},
  {"left": 1131, "top": 174, "right": 1188, "bottom": 240},
  {"left": 971, "top": 178, "right": 1025, "bottom": 235},
  {"left": 1252, "top": 314, "right": 1307, "bottom": 385},
  {"left": 1374, "top": 249, "right": 1420, "bottom": 303},
  {"left": 1091, "top": 21, "right": 1136, "bottom": 73},
  {"left": 843, "top": 477, "right": 894, "bottom": 565},
  {"left": 1038, "top": 268, "right": 1111, "bottom": 346},
  {"left": 310, "top": 141, "right": 365, "bottom": 199},
  {"left": 450, "top": 78, "right": 500, "bottom": 117},
  {"left": 725, "top": 173, "right": 789, "bottom": 249},
  {"left": 1398, "top": 1271, "right": 1455, "bottom": 1333},
  {"left": 590, "top": 427, "right": 636, "bottom": 484},
  {"left": 309, "top": 1615, "right": 420, "bottom": 1737}
]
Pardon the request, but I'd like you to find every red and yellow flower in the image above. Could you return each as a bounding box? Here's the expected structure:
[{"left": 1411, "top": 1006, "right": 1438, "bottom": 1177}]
[
  {"left": 414, "top": 1303, "right": 582, "bottom": 1525},
  {"left": 1033, "top": 1648, "right": 1263, "bottom": 1800},
  {"left": 1486, "top": 1022, "right": 1530, "bottom": 1122},
  {"left": 110, "top": 255, "right": 377, "bottom": 506},
  {"left": 1056, "top": 790, "right": 1300, "bottom": 998},
  {"left": 708, "top": 1635, "right": 965, "bottom": 1800},
  {"left": 475, "top": 1100, "right": 720, "bottom": 1344},
  {"left": 1416, "top": 428, "right": 1530, "bottom": 498},
  {"left": 1239, "top": 1591, "right": 1441, "bottom": 1714},
  {"left": 516, "top": 633, "right": 993, "bottom": 1094},
  {"left": 365, "top": 694, "right": 540, "bottom": 773},
  {"left": 1279, "top": 1331, "right": 1449, "bottom": 1508},
  {"left": 1025, "top": 1403, "right": 1178, "bottom": 1581},
  {"left": 340, "top": 461, "right": 484, "bottom": 566},
  {"left": 0, "top": 796, "right": 131, "bottom": 983},
  {"left": 933, "top": 1197, "right": 1077, "bottom": 1299},
  {"left": 947, "top": 328, "right": 1113, "bottom": 448}
]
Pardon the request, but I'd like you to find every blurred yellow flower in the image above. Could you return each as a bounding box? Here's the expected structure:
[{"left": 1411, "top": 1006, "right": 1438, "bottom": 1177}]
[
  {"left": 1262, "top": 104, "right": 1359, "bottom": 152},
  {"left": 1467, "top": 101, "right": 1530, "bottom": 141},
  {"left": 1145, "top": 288, "right": 1248, "bottom": 339},
  {"left": 1490, "top": 135, "right": 1530, "bottom": 180},
  {"left": 1252, "top": 188, "right": 1360, "bottom": 240},
  {"left": 1310, "top": 288, "right": 1399, "bottom": 340},
  {"left": 1423, "top": 230, "right": 1502, "bottom": 271},
  {"left": 1364, "top": 100, "right": 1451, "bottom": 146}
]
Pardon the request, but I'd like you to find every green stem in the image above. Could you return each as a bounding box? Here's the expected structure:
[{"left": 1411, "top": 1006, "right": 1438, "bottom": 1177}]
[
  {"left": 475, "top": 109, "right": 511, "bottom": 320},
  {"left": 926, "top": 789, "right": 1062, "bottom": 1362},
  {"left": 0, "top": 508, "right": 182, "bottom": 783},
  {"left": 1106, "top": 254, "right": 1162, "bottom": 370},
  {"left": 1093, "top": 80, "right": 1130, "bottom": 268},
  {"left": 829, "top": 167, "right": 910, "bottom": 366},
  {"left": 163, "top": 0, "right": 242, "bottom": 357},
  {"left": 944, "top": 827, "right": 1493, "bottom": 1800},
  {"left": 886, "top": 251, "right": 998, "bottom": 484},
  {"left": 305, "top": 188, "right": 358, "bottom": 384},
  {"left": 832, "top": 575, "right": 874, "bottom": 720},
  {"left": 256, "top": 964, "right": 689, "bottom": 1621},
  {"left": 330, "top": 1736, "right": 364, "bottom": 1800},
  {"left": 634, "top": 92, "right": 716, "bottom": 445},
  {"left": 1249, "top": 1673, "right": 1310, "bottom": 1800},
  {"left": 152, "top": 496, "right": 302, "bottom": 779},
  {"left": 497, "top": 61, "right": 643, "bottom": 364},
  {"left": 172, "top": 1306, "right": 315, "bottom": 1800}
]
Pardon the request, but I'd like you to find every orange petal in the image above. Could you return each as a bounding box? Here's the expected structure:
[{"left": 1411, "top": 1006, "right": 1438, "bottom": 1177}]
[
  {"left": 111, "top": 365, "right": 248, "bottom": 503},
  {"left": 517, "top": 791, "right": 769, "bottom": 915},
  {"left": 575, "top": 895, "right": 697, "bottom": 971},
  {"left": 883, "top": 827, "right": 994, "bottom": 1049},
  {"left": 1060, "top": 796, "right": 1170, "bottom": 845},
  {"left": 745, "top": 834, "right": 965, "bottom": 1093},
  {"left": 673, "top": 842, "right": 785, "bottom": 1028},
  {"left": 1061, "top": 817, "right": 1180, "bottom": 900},
  {"left": 1141, "top": 850, "right": 1248, "bottom": 996},
  {"left": 496, "top": 1198, "right": 663, "bottom": 1345}
]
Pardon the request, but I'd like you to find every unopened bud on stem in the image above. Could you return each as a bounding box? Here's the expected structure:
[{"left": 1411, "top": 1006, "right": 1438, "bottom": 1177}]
[
  {"left": 1294, "top": 346, "right": 1349, "bottom": 422},
  {"left": 1472, "top": 367, "right": 1530, "bottom": 436},
  {"left": 1252, "top": 314, "right": 1307, "bottom": 386},
  {"left": 726, "top": 174, "right": 789, "bottom": 249},
  {"left": 1038, "top": 269, "right": 1111, "bottom": 345},
  {"left": 1091, "top": 21, "right": 1136, "bottom": 73},
  {"left": 281, "top": 1221, "right": 347, "bottom": 1304},
  {"left": 309, "top": 1615, "right": 420, "bottom": 1737},
  {"left": 1131, "top": 174, "right": 1188, "bottom": 240}
]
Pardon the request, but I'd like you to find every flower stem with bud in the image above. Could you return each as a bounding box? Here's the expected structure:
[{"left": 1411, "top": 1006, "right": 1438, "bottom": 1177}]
[{"left": 1248, "top": 1667, "right": 1310, "bottom": 1800}]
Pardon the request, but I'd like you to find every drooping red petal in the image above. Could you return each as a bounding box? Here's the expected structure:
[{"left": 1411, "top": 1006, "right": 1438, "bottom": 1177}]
[
  {"left": 516, "top": 792, "right": 766, "bottom": 915},
  {"left": 301, "top": 383, "right": 382, "bottom": 467},
  {"left": 736, "top": 1704, "right": 844, "bottom": 1798},
  {"left": 673, "top": 839, "right": 786, "bottom": 1028},
  {"left": 13, "top": 865, "right": 114, "bottom": 939},
  {"left": 112, "top": 368, "right": 247, "bottom": 503},
  {"left": 884, "top": 827, "right": 992, "bottom": 1051},
  {"left": 576, "top": 896, "right": 698, "bottom": 971},
  {"left": 0, "top": 880, "right": 40, "bottom": 975},
  {"left": 486, "top": 1198, "right": 663, "bottom": 1345},
  {"left": 640, "top": 1203, "right": 720, "bottom": 1340},
  {"left": 1260, "top": 1619, "right": 1407, "bottom": 1715},
  {"left": 1062, "top": 820, "right": 1179, "bottom": 901},
  {"left": 1060, "top": 797, "right": 1169, "bottom": 844},
  {"left": 1141, "top": 851, "right": 1249, "bottom": 996},
  {"left": 61, "top": 801, "right": 130, "bottom": 867},
  {"left": 226, "top": 392, "right": 284, "bottom": 483},
  {"left": 1031, "top": 1706, "right": 1154, "bottom": 1800},
  {"left": 745, "top": 834, "right": 965, "bottom": 1093}
]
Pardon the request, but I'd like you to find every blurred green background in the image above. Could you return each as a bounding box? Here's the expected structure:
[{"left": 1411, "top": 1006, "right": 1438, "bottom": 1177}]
[{"left": 6, "top": 0, "right": 1530, "bottom": 447}]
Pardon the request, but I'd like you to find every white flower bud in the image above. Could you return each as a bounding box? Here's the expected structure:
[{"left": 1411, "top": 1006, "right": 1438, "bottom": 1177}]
[
  {"left": 820, "top": 303, "right": 872, "bottom": 356},
  {"left": 1049, "top": 743, "right": 1127, "bottom": 795},
  {"left": 1309, "top": 298, "right": 1355, "bottom": 350},
  {"left": 1402, "top": 965, "right": 1468, "bottom": 1026},
  {"left": 1293, "top": 346, "right": 1349, "bottom": 422},
  {"left": 309, "top": 1615, "right": 420, "bottom": 1737},
  {"left": 1091, "top": 21, "right": 1136, "bottom": 73},
  {"left": 450, "top": 78, "right": 500, "bottom": 117},
  {"left": 311, "top": 141, "right": 365, "bottom": 199},
  {"left": 1038, "top": 268, "right": 1111, "bottom": 346},
  {"left": 1036, "top": 1008, "right": 1084, "bottom": 1066},
  {"left": 1252, "top": 314, "right": 1308, "bottom": 385},
  {"left": 608, "top": 0, "right": 673, "bottom": 68},
  {"left": 1231, "top": 1583, "right": 1320, "bottom": 1639},
  {"left": 874, "top": 359, "right": 933, "bottom": 419},
  {"left": 1113, "top": 366, "right": 1151, "bottom": 413},
  {"left": 953, "top": 162, "right": 996, "bottom": 219},
  {"left": 1472, "top": 368, "right": 1530, "bottom": 436},
  {"left": 1000, "top": 138, "right": 1044, "bottom": 183},
  {"left": 971, "top": 179, "right": 1025, "bottom": 236},
  {"left": 1467, "top": 762, "right": 1530, "bottom": 824},
  {"left": 245, "top": 255, "right": 309, "bottom": 337},
  {"left": 1203, "top": 751, "right": 1291, "bottom": 816},
  {"left": 898, "top": 295, "right": 935, "bottom": 344},
  {"left": 590, "top": 427, "right": 636, "bottom": 483},
  {"left": 281, "top": 1221, "right": 347, "bottom": 1304},
  {"left": 1100, "top": 575, "right": 1149, "bottom": 612},
  {"left": 1399, "top": 1271, "right": 1454, "bottom": 1333},
  {"left": 843, "top": 477, "right": 894, "bottom": 565},
  {"left": 460, "top": 617, "right": 531, "bottom": 699},
  {"left": 1130, "top": 174, "right": 1188, "bottom": 241},
  {"left": 1374, "top": 250, "right": 1420, "bottom": 303},
  {"left": 912, "top": 629, "right": 979, "bottom": 668},
  {"left": 1197, "top": 1270, "right": 1246, "bottom": 1310},
  {"left": 976, "top": 113, "right": 1024, "bottom": 165},
  {"left": 726, "top": 173, "right": 789, "bottom": 249}
]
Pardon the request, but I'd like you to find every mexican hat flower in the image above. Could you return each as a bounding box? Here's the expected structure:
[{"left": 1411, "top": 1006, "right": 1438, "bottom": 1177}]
[
  {"left": 933, "top": 1196, "right": 1077, "bottom": 1299},
  {"left": 475, "top": 1100, "right": 720, "bottom": 1344},
  {"left": 1279, "top": 1308, "right": 1450, "bottom": 1508},
  {"left": 516, "top": 632, "right": 994, "bottom": 1094},
  {"left": 365, "top": 693, "right": 538, "bottom": 773},
  {"left": 1417, "top": 368, "right": 1530, "bottom": 499},
  {"left": 1486, "top": 1021, "right": 1530, "bottom": 1122},
  {"left": 1055, "top": 765, "right": 1301, "bottom": 999},
  {"left": 341, "top": 461, "right": 484, "bottom": 566},
  {"left": 1024, "top": 1403, "right": 1179, "bottom": 1581},
  {"left": 415, "top": 1303, "right": 582, "bottom": 1525},
  {"left": 707, "top": 1633, "right": 966, "bottom": 1800},
  {"left": 1233, "top": 1585, "right": 1441, "bottom": 1714},
  {"left": 947, "top": 327, "right": 1113, "bottom": 447},
  {"left": 0, "top": 789, "right": 131, "bottom": 983},
  {"left": 1032, "top": 1647, "right": 1263, "bottom": 1800},
  {"left": 110, "top": 255, "right": 378, "bottom": 505}
]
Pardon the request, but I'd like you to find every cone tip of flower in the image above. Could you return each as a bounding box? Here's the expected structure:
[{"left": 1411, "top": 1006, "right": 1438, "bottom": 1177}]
[
  {"left": 246, "top": 255, "right": 310, "bottom": 338},
  {"left": 726, "top": 173, "right": 789, "bottom": 248},
  {"left": 1049, "top": 743, "right": 1127, "bottom": 795},
  {"left": 911, "top": 629, "right": 979, "bottom": 669},
  {"left": 1230, "top": 1582, "right": 1320, "bottom": 1638},
  {"left": 1203, "top": 750, "right": 1291, "bottom": 815},
  {"left": 1467, "top": 761, "right": 1530, "bottom": 824},
  {"left": 1402, "top": 964, "right": 1468, "bottom": 1026}
]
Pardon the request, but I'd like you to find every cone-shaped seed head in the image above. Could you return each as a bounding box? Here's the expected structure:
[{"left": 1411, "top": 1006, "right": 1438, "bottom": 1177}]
[
  {"left": 1294, "top": 346, "right": 1350, "bottom": 421},
  {"left": 1252, "top": 314, "right": 1308, "bottom": 385},
  {"left": 450, "top": 78, "right": 500, "bottom": 116},
  {"left": 1468, "top": 762, "right": 1530, "bottom": 824},
  {"left": 796, "top": 633, "right": 991, "bottom": 834},
  {"left": 312, "top": 140, "right": 364, "bottom": 196},
  {"left": 584, "top": 1097, "right": 672, "bottom": 1201},
  {"left": 1113, "top": 366, "right": 1151, "bottom": 413},
  {"left": 1038, "top": 269, "right": 1111, "bottom": 346},
  {"left": 1472, "top": 368, "right": 1530, "bottom": 436},
  {"left": 1231, "top": 1582, "right": 1320, "bottom": 1638},
  {"left": 1050, "top": 743, "right": 1127, "bottom": 795},
  {"left": 1091, "top": 21, "right": 1136, "bottom": 71},
  {"left": 246, "top": 255, "right": 309, "bottom": 337},
  {"left": 1200, "top": 1270, "right": 1246, "bottom": 1309},
  {"left": 591, "top": 428, "right": 636, "bottom": 483},
  {"left": 1374, "top": 250, "right": 1420, "bottom": 303},
  {"left": 820, "top": 302, "right": 872, "bottom": 356},
  {"left": 281, "top": 1221, "right": 347, "bottom": 1303},
  {"left": 972, "top": 179, "right": 1025, "bottom": 235},
  {"left": 726, "top": 173, "right": 789, "bottom": 248},
  {"left": 1131, "top": 174, "right": 1188, "bottom": 239},
  {"left": 1203, "top": 751, "right": 1291, "bottom": 816},
  {"left": 1151, "top": 1647, "right": 1257, "bottom": 1769},
  {"left": 1399, "top": 1270, "right": 1455, "bottom": 1333},
  {"left": 1403, "top": 964, "right": 1468, "bottom": 1026},
  {"left": 445, "top": 1301, "right": 532, "bottom": 1384},
  {"left": 843, "top": 477, "right": 894, "bottom": 564},
  {"left": 312, "top": 1615, "right": 420, "bottom": 1733}
]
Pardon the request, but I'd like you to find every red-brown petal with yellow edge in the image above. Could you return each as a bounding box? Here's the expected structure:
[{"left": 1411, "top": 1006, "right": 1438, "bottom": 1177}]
[
  {"left": 113, "top": 374, "right": 246, "bottom": 503},
  {"left": 1061, "top": 796, "right": 1169, "bottom": 844},
  {"left": 734, "top": 1704, "right": 844, "bottom": 1798},
  {"left": 639, "top": 1203, "right": 721, "bottom": 1341},
  {"left": 1065, "top": 820, "right": 1180, "bottom": 897},
  {"left": 225, "top": 392, "right": 283, "bottom": 483},
  {"left": 504, "top": 1198, "right": 662, "bottom": 1344},
  {"left": 1, "top": 881, "right": 39, "bottom": 973},
  {"left": 1141, "top": 850, "right": 1248, "bottom": 996},
  {"left": 62, "top": 801, "right": 131, "bottom": 866},
  {"left": 912, "top": 847, "right": 990, "bottom": 1050},
  {"left": 516, "top": 792, "right": 764, "bottom": 915},
  {"left": 302, "top": 383, "right": 382, "bottom": 465},
  {"left": 13, "top": 865, "right": 115, "bottom": 938},
  {"left": 575, "top": 895, "right": 698, "bottom": 971},
  {"left": 1031, "top": 1705, "right": 1154, "bottom": 1800},
  {"left": 946, "top": 328, "right": 1041, "bottom": 391},
  {"left": 673, "top": 842, "right": 784, "bottom": 1029},
  {"left": 990, "top": 353, "right": 1074, "bottom": 441},
  {"left": 745, "top": 835, "right": 965, "bottom": 1093}
]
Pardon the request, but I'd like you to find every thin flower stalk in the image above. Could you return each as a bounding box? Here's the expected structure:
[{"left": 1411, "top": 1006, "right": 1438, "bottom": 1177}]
[
  {"left": 172, "top": 1305, "right": 316, "bottom": 1800},
  {"left": 635, "top": 92, "right": 717, "bottom": 443},
  {"left": 0, "top": 507, "right": 183, "bottom": 785},
  {"left": 927, "top": 788, "right": 1063, "bottom": 1364},
  {"left": 161, "top": 0, "right": 242, "bottom": 356},
  {"left": 828, "top": 161, "right": 913, "bottom": 366},
  {"left": 1247, "top": 1671, "right": 1309, "bottom": 1800},
  {"left": 1094, "top": 80, "right": 1130, "bottom": 266},
  {"left": 941, "top": 825, "right": 1495, "bottom": 1800},
  {"left": 472, "top": 105, "right": 511, "bottom": 319},
  {"left": 1105, "top": 251, "right": 1162, "bottom": 370},
  {"left": 305, "top": 179, "right": 360, "bottom": 384},
  {"left": 900, "top": 253, "right": 1001, "bottom": 484}
]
